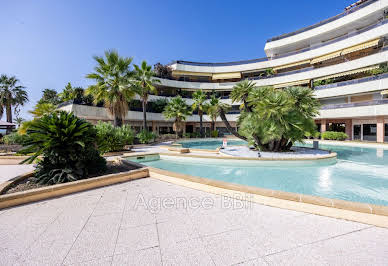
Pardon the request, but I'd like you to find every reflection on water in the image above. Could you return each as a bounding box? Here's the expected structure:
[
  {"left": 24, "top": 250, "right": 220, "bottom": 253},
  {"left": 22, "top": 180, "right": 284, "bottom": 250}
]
[
  {"left": 377, "top": 148, "right": 384, "bottom": 158},
  {"left": 318, "top": 168, "right": 332, "bottom": 192}
]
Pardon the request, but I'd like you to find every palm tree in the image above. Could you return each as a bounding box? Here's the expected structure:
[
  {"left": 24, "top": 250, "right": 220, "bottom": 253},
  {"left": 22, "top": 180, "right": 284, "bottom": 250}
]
[
  {"left": 86, "top": 50, "right": 135, "bottom": 127},
  {"left": 163, "top": 96, "right": 191, "bottom": 139},
  {"left": 0, "top": 74, "right": 28, "bottom": 133},
  {"left": 230, "top": 79, "right": 256, "bottom": 112},
  {"left": 218, "top": 102, "right": 247, "bottom": 141},
  {"left": 206, "top": 94, "right": 221, "bottom": 132},
  {"left": 133, "top": 61, "right": 161, "bottom": 132},
  {"left": 192, "top": 90, "right": 207, "bottom": 137}
]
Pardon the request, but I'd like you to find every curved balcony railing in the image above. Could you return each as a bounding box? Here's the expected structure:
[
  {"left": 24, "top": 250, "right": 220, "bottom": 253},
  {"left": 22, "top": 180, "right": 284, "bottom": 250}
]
[
  {"left": 272, "top": 18, "right": 388, "bottom": 59},
  {"left": 321, "top": 99, "right": 388, "bottom": 110},
  {"left": 173, "top": 57, "right": 268, "bottom": 67},
  {"left": 267, "top": 0, "right": 379, "bottom": 42},
  {"left": 315, "top": 72, "right": 388, "bottom": 90},
  {"left": 172, "top": 17, "right": 387, "bottom": 68}
]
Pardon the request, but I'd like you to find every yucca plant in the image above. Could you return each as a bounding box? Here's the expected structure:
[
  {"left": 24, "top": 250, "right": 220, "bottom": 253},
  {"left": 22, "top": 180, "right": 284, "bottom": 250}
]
[{"left": 21, "top": 111, "right": 106, "bottom": 184}]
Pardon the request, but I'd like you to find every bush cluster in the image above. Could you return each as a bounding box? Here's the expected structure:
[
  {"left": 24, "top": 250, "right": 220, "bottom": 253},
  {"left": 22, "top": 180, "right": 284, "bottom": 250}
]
[
  {"left": 321, "top": 131, "right": 348, "bottom": 141},
  {"left": 21, "top": 112, "right": 106, "bottom": 185},
  {"left": 95, "top": 122, "right": 134, "bottom": 153},
  {"left": 2, "top": 132, "right": 29, "bottom": 145},
  {"left": 136, "top": 130, "right": 156, "bottom": 144}
]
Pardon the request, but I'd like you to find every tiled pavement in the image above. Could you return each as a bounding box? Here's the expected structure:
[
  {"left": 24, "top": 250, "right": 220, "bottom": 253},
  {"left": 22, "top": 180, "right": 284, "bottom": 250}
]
[
  {"left": 0, "top": 164, "right": 35, "bottom": 183},
  {"left": 1, "top": 177, "right": 387, "bottom": 265}
]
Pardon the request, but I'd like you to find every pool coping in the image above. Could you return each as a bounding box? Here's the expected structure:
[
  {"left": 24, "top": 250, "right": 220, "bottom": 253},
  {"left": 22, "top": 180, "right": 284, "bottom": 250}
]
[{"left": 148, "top": 167, "right": 388, "bottom": 228}]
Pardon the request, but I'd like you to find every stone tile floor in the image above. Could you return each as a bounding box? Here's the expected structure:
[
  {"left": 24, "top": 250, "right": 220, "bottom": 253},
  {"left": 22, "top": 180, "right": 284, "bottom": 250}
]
[
  {"left": 0, "top": 164, "right": 35, "bottom": 183},
  {"left": 1, "top": 177, "right": 387, "bottom": 265}
]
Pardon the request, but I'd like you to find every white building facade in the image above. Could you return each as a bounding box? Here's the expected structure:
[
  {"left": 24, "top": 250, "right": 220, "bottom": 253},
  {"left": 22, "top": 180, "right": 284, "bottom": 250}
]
[{"left": 60, "top": 0, "right": 388, "bottom": 142}]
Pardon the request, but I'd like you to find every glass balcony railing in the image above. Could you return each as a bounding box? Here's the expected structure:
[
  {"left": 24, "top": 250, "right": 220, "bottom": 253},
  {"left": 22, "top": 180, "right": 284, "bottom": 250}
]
[
  {"left": 315, "top": 72, "right": 388, "bottom": 90},
  {"left": 172, "top": 17, "right": 386, "bottom": 68},
  {"left": 267, "top": 0, "right": 379, "bottom": 42},
  {"left": 272, "top": 18, "right": 388, "bottom": 59},
  {"left": 321, "top": 99, "right": 388, "bottom": 110}
]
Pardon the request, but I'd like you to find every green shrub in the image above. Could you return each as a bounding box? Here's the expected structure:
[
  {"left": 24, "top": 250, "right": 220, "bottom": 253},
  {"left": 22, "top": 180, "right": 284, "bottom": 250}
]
[
  {"left": 116, "top": 124, "right": 135, "bottom": 145},
  {"left": 95, "top": 122, "right": 134, "bottom": 153},
  {"left": 21, "top": 111, "right": 106, "bottom": 185},
  {"left": 136, "top": 130, "right": 156, "bottom": 144},
  {"left": 321, "top": 131, "right": 348, "bottom": 141},
  {"left": 210, "top": 130, "right": 218, "bottom": 138},
  {"left": 3, "top": 132, "right": 29, "bottom": 145},
  {"left": 191, "top": 132, "right": 200, "bottom": 138},
  {"left": 183, "top": 133, "right": 191, "bottom": 138}
]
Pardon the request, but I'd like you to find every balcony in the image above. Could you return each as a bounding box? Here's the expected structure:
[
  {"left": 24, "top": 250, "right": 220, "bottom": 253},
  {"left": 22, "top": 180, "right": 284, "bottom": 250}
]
[
  {"left": 317, "top": 99, "right": 388, "bottom": 119},
  {"left": 264, "top": 0, "right": 386, "bottom": 56},
  {"left": 266, "top": 0, "right": 379, "bottom": 43}
]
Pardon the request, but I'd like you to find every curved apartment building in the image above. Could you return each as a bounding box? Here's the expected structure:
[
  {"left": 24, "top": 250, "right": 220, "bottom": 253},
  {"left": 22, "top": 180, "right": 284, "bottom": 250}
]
[{"left": 60, "top": 0, "right": 388, "bottom": 142}]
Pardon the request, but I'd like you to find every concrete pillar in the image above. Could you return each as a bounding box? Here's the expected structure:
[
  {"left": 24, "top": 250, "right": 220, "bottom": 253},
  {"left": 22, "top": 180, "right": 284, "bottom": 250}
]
[
  {"left": 321, "top": 119, "right": 327, "bottom": 133},
  {"left": 182, "top": 122, "right": 186, "bottom": 134},
  {"left": 377, "top": 117, "right": 385, "bottom": 143},
  {"left": 345, "top": 119, "right": 352, "bottom": 140}
]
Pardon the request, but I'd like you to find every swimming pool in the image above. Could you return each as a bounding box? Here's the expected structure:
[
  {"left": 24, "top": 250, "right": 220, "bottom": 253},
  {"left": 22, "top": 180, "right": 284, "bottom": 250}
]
[
  {"left": 178, "top": 139, "right": 247, "bottom": 150},
  {"left": 142, "top": 143, "right": 388, "bottom": 206}
]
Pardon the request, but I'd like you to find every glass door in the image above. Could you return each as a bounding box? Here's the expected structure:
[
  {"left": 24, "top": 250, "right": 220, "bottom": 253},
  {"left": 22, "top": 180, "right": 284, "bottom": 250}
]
[{"left": 353, "top": 125, "right": 361, "bottom": 140}]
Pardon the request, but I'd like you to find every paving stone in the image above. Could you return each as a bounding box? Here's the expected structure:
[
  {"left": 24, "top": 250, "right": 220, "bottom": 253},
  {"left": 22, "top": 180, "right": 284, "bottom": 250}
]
[
  {"left": 157, "top": 215, "right": 199, "bottom": 244},
  {"left": 203, "top": 228, "right": 259, "bottom": 265},
  {"left": 112, "top": 247, "right": 161, "bottom": 265},
  {"left": 114, "top": 224, "right": 159, "bottom": 255},
  {"left": 63, "top": 228, "right": 118, "bottom": 264},
  {"left": 159, "top": 237, "right": 214, "bottom": 265},
  {"left": 65, "top": 256, "right": 113, "bottom": 266}
]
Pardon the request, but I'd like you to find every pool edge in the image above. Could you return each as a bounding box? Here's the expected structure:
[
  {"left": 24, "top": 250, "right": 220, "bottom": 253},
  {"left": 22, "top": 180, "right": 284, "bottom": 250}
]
[{"left": 148, "top": 167, "right": 388, "bottom": 228}]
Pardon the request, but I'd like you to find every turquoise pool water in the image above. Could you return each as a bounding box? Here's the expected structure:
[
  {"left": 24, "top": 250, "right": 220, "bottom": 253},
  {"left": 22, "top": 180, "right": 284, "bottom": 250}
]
[
  {"left": 179, "top": 139, "right": 247, "bottom": 149},
  {"left": 143, "top": 142, "right": 388, "bottom": 206}
]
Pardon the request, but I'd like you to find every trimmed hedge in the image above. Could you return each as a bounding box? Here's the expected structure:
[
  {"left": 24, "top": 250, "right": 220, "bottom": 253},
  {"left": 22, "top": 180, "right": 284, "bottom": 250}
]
[{"left": 321, "top": 131, "right": 348, "bottom": 141}]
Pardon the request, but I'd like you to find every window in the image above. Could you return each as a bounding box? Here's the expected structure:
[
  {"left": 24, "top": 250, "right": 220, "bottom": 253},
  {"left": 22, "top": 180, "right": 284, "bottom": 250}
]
[{"left": 363, "top": 124, "right": 377, "bottom": 141}]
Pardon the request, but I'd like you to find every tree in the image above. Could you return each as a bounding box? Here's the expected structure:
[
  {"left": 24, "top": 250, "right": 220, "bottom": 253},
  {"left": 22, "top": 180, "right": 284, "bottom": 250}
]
[
  {"left": 206, "top": 94, "right": 221, "bottom": 132},
  {"left": 154, "top": 63, "right": 172, "bottom": 79},
  {"left": 29, "top": 102, "right": 57, "bottom": 118},
  {"left": 38, "top": 89, "right": 60, "bottom": 105},
  {"left": 15, "top": 117, "right": 25, "bottom": 127},
  {"left": 163, "top": 96, "right": 191, "bottom": 139},
  {"left": 0, "top": 74, "right": 28, "bottom": 133},
  {"left": 238, "top": 86, "right": 320, "bottom": 151},
  {"left": 192, "top": 90, "right": 207, "bottom": 137},
  {"left": 133, "top": 61, "right": 160, "bottom": 131},
  {"left": 86, "top": 50, "right": 135, "bottom": 127},
  {"left": 230, "top": 79, "right": 255, "bottom": 112}
]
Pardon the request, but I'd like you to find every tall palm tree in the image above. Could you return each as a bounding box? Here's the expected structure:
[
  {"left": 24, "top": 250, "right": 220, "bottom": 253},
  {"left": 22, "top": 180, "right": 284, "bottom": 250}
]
[
  {"left": 163, "top": 96, "right": 191, "bottom": 139},
  {"left": 0, "top": 74, "right": 28, "bottom": 133},
  {"left": 86, "top": 50, "right": 135, "bottom": 127},
  {"left": 192, "top": 90, "right": 207, "bottom": 137},
  {"left": 230, "top": 79, "right": 256, "bottom": 112},
  {"left": 218, "top": 102, "right": 247, "bottom": 141},
  {"left": 206, "top": 94, "right": 221, "bottom": 132},
  {"left": 133, "top": 61, "right": 160, "bottom": 132}
]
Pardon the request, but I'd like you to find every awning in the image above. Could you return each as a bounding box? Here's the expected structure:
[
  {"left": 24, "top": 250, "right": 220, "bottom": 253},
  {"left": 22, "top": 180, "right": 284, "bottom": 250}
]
[
  {"left": 273, "top": 60, "right": 311, "bottom": 71},
  {"left": 172, "top": 70, "right": 212, "bottom": 77},
  {"left": 273, "top": 79, "right": 310, "bottom": 89},
  {"left": 315, "top": 65, "right": 379, "bottom": 81},
  {"left": 310, "top": 51, "right": 342, "bottom": 64},
  {"left": 341, "top": 38, "right": 380, "bottom": 56},
  {"left": 212, "top": 72, "right": 241, "bottom": 80},
  {"left": 381, "top": 90, "right": 388, "bottom": 95}
]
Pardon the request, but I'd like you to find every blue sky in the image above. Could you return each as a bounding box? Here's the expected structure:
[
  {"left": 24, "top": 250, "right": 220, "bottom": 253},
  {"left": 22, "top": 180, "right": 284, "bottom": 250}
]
[{"left": 1, "top": 0, "right": 354, "bottom": 119}]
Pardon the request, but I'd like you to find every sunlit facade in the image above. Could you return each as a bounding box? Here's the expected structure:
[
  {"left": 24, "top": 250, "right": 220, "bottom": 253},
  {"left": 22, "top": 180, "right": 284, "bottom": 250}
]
[{"left": 60, "top": 0, "right": 388, "bottom": 142}]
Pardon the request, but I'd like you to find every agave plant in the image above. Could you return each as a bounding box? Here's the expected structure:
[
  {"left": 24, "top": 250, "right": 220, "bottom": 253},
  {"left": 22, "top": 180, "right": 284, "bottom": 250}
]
[{"left": 21, "top": 111, "right": 106, "bottom": 184}]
